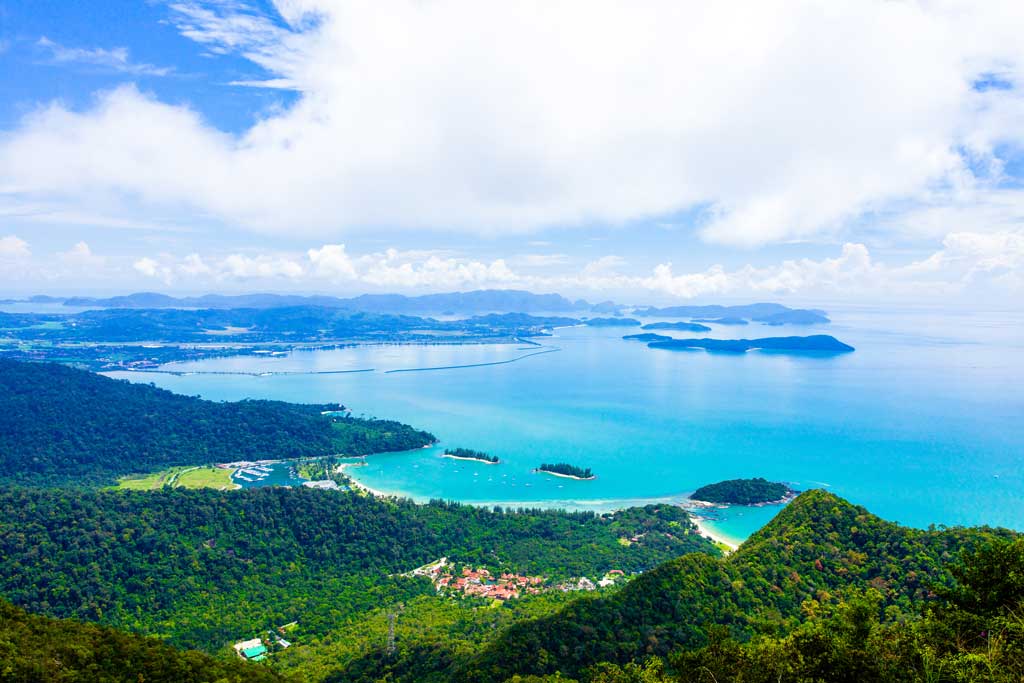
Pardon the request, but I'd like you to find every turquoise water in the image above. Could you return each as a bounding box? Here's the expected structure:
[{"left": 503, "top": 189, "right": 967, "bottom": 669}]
[
  {"left": 232, "top": 462, "right": 305, "bottom": 488},
  {"left": 107, "top": 307, "right": 1024, "bottom": 544}
]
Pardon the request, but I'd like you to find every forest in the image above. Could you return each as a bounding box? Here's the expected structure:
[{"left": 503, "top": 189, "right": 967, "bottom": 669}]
[
  {"left": 0, "top": 487, "right": 713, "bottom": 651},
  {"left": 444, "top": 447, "right": 500, "bottom": 463},
  {"left": 538, "top": 463, "right": 595, "bottom": 479},
  {"left": 0, "top": 359, "right": 435, "bottom": 486},
  {"left": 322, "top": 491, "right": 1020, "bottom": 683},
  {"left": 689, "top": 477, "right": 795, "bottom": 505},
  {"left": 0, "top": 598, "right": 287, "bottom": 682}
]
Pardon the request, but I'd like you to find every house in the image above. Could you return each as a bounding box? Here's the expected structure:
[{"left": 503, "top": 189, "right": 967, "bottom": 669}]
[{"left": 234, "top": 637, "right": 268, "bottom": 661}]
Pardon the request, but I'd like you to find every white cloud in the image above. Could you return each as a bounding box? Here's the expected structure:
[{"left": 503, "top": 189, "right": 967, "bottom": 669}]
[
  {"left": 0, "top": 235, "right": 30, "bottom": 259},
  {"left": 133, "top": 256, "right": 168, "bottom": 280},
  {"left": 115, "top": 233, "right": 1021, "bottom": 304},
  {"left": 36, "top": 37, "right": 173, "bottom": 76},
  {"left": 58, "top": 241, "right": 105, "bottom": 268},
  {"left": 220, "top": 253, "right": 304, "bottom": 279},
  {"left": 1, "top": 1, "right": 1023, "bottom": 246},
  {"left": 308, "top": 243, "right": 358, "bottom": 279}
]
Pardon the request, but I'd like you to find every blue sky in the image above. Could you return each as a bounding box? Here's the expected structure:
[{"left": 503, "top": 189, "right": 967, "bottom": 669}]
[{"left": 1, "top": 1, "right": 1023, "bottom": 305}]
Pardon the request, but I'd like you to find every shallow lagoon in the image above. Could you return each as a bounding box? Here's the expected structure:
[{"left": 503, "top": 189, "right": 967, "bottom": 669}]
[{"left": 109, "top": 307, "right": 1024, "bottom": 544}]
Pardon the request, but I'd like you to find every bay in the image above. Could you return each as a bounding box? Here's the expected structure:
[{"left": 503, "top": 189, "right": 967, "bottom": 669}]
[{"left": 108, "top": 306, "right": 1024, "bottom": 544}]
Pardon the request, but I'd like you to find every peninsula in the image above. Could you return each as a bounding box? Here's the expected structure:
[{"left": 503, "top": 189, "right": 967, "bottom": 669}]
[
  {"left": 648, "top": 335, "right": 854, "bottom": 353},
  {"left": 690, "top": 477, "right": 797, "bottom": 505},
  {"left": 443, "top": 448, "right": 499, "bottom": 464},
  {"left": 535, "top": 463, "right": 596, "bottom": 480}
]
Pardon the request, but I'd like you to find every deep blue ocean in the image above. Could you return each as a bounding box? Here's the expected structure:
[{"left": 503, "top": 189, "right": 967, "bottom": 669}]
[{"left": 107, "top": 307, "right": 1024, "bottom": 545}]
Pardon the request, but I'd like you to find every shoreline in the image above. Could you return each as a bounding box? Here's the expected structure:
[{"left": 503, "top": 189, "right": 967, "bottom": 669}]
[
  {"left": 534, "top": 469, "right": 597, "bottom": 481},
  {"left": 441, "top": 453, "right": 500, "bottom": 465},
  {"left": 688, "top": 492, "right": 798, "bottom": 508},
  {"left": 689, "top": 516, "right": 740, "bottom": 552},
  {"left": 336, "top": 463, "right": 392, "bottom": 498}
]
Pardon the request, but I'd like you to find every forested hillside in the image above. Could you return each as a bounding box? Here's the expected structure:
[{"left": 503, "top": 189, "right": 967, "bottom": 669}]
[
  {"left": 0, "top": 487, "right": 713, "bottom": 650},
  {"left": 318, "top": 491, "right": 1018, "bottom": 682},
  {"left": 0, "top": 359, "right": 434, "bottom": 485},
  {"left": 0, "top": 598, "right": 288, "bottom": 682}
]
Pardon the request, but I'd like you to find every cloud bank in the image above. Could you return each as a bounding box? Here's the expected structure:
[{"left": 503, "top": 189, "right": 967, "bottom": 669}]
[
  {"left": 2, "top": 1, "right": 1024, "bottom": 246},
  {"left": 8, "top": 229, "right": 1017, "bottom": 303}
]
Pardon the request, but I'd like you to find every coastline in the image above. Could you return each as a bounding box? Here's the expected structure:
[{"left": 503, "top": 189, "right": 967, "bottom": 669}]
[
  {"left": 337, "top": 463, "right": 392, "bottom": 498},
  {"left": 441, "top": 453, "right": 500, "bottom": 465},
  {"left": 534, "top": 469, "right": 596, "bottom": 481},
  {"left": 690, "top": 516, "right": 740, "bottom": 552},
  {"left": 689, "top": 491, "right": 798, "bottom": 508}
]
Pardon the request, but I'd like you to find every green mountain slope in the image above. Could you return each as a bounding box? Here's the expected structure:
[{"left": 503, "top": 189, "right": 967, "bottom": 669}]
[
  {"left": 331, "top": 491, "right": 1016, "bottom": 682},
  {"left": 0, "top": 487, "right": 714, "bottom": 651},
  {"left": 0, "top": 598, "right": 288, "bottom": 683}
]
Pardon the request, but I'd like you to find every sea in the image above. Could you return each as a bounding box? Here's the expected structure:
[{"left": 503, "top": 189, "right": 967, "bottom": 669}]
[{"left": 106, "top": 306, "right": 1024, "bottom": 546}]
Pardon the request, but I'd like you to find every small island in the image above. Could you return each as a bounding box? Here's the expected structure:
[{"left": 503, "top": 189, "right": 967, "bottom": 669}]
[
  {"left": 443, "top": 448, "right": 499, "bottom": 464},
  {"left": 535, "top": 463, "right": 595, "bottom": 480},
  {"left": 641, "top": 321, "right": 712, "bottom": 332},
  {"left": 755, "top": 310, "right": 830, "bottom": 325},
  {"left": 623, "top": 333, "right": 673, "bottom": 343},
  {"left": 692, "top": 316, "right": 748, "bottom": 325},
  {"left": 690, "top": 477, "right": 797, "bottom": 505},
  {"left": 648, "top": 335, "right": 854, "bottom": 353}
]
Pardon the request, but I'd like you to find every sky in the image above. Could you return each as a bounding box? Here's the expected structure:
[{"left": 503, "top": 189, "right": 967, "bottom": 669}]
[{"left": 1, "top": 0, "right": 1024, "bottom": 306}]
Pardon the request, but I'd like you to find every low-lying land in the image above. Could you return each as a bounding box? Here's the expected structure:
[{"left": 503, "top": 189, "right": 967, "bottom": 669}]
[
  {"left": 116, "top": 465, "right": 238, "bottom": 491},
  {"left": 648, "top": 334, "right": 855, "bottom": 353}
]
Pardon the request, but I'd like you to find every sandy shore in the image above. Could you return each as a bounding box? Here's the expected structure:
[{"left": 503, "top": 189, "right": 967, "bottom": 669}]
[
  {"left": 534, "top": 469, "right": 596, "bottom": 481},
  {"left": 690, "top": 516, "right": 739, "bottom": 552},
  {"left": 336, "top": 463, "right": 391, "bottom": 498},
  {"left": 441, "top": 454, "right": 499, "bottom": 464}
]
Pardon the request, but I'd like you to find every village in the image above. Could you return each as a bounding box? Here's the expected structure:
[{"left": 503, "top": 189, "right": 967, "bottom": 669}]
[{"left": 404, "top": 558, "right": 627, "bottom": 602}]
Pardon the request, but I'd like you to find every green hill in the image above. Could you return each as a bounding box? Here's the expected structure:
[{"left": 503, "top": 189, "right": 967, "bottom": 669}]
[
  {"left": 323, "top": 491, "right": 1018, "bottom": 682},
  {"left": 0, "top": 598, "right": 288, "bottom": 683},
  {"left": 0, "top": 486, "right": 713, "bottom": 651},
  {"left": 0, "top": 359, "right": 435, "bottom": 486}
]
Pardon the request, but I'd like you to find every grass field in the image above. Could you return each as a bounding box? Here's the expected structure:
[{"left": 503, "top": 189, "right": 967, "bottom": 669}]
[
  {"left": 116, "top": 467, "right": 187, "bottom": 490},
  {"left": 176, "top": 466, "right": 236, "bottom": 489},
  {"left": 116, "top": 466, "right": 239, "bottom": 491}
]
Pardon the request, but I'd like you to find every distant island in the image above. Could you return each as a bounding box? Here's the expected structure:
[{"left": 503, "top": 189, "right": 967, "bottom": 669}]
[
  {"left": 623, "top": 333, "right": 673, "bottom": 343},
  {"left": 690, "top": 477, "right": 797, "bottom": 505},
  {"left": 641, "top": 322, "right": 712, "bottom": 332},
  {"left": 583, "top": 317, "right": 641, "bottom": 327},
  {"left": 443, "top": 448, "right": 499, "bottom": 464},
  {"left": 535, "top": 463, "right": 595, "bottom": 480},
  {"left": 757, "top": 310, "right": 830, "bottom": 325},
  {"left": 648, "top": 335, "right": 854, "bottom": 353},
  {"left": 692, "top": 316, "right": 748, "bottom": 325}
]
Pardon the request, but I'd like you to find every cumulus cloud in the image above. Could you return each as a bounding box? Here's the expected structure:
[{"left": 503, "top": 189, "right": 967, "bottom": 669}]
[
  {"left": 36, "top": 37, "right": 173, "bottom": 76},
  {"left": 2, "top": 1, "right": 1024, "bottom": 245},
  {"left": 58, "top": 241, "right": 105, "bottom": 268},
  {"left": 118, "top": 233, "right": 1022, "bottom": 303},
  {"left": 0, "top": 235, "right": 30, "bottom": 259}
]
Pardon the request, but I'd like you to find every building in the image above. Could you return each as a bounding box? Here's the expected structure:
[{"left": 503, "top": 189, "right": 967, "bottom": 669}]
[{"left": 234, "top": 637, "right": 268, "bottom": 662}]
